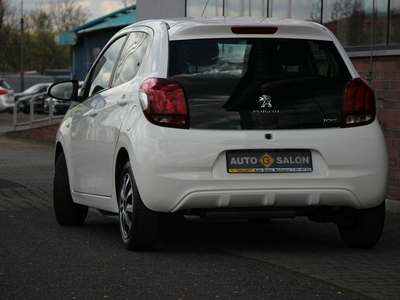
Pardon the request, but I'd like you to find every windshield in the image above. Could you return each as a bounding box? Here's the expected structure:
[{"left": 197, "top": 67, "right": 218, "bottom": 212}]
[
  {"left": 169, "top": 38, "right": 351, "bottom": 130},
  {"left": 23, "top": 84, "right": 49, "bottom": 94}
]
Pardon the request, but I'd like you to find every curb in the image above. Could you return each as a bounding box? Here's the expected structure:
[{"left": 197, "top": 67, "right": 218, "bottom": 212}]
[
  {"left": 1, "top": 123, "right": 59, "bottom": 144},
  {"left": 386, "top": 199, "right": 400, "bottom": 215}
]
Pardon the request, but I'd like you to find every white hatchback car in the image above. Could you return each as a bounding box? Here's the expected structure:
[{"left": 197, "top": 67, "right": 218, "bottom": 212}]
[
  {"left": 0, "top": 78, "right": 14, "bottom": 113},
  {"left": 48, "top": 17, "right": 388, "bottom": 251}
]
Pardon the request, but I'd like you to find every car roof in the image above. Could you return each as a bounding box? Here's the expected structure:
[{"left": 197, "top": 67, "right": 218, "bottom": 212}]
[
  {"left": 33, "top": 83, "right": 52, "bottom": 86},
  {"left": 128, "top": 17, "right": 333, "bottom": 41}
]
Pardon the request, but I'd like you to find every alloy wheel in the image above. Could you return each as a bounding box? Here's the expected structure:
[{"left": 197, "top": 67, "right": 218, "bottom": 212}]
[{"left": 119, "top": 172, "right": 134, "bottom": 239}]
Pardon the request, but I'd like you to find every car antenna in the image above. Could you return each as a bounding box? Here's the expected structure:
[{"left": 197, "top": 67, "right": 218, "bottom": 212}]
[
  {"left": 367, "top": 0, "right": 375, "bottom": 86},
  {"left": 367, "top": 0, "right": 383, "bottom": 126},
  {"left": 201, "top": 0, "right": 210, "bottom": 17}
]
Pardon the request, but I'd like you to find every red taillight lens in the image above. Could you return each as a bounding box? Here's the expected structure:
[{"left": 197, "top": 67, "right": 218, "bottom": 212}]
[
  {"left": 139, "top": 78, "right": 189, "bottom": 129},
  {"left": 0, "top": 90, "right": 8, "bottom": 95},
  {"left": 342, "top": 78, "right": 375, "bottom": 127}
]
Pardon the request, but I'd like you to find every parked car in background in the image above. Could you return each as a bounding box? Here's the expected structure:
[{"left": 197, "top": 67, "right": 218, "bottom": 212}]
[
  {"left": 44, "top": 81, "right": 84, "bottom": 115},
  {"left": 48, "top": 17, "right": 388, "bottom": 251},
  {"left": 15, "top": 83, "right": 52, "bottom": 114},
  {"left": 0, "top": 78, "right": 15, "bottom": 113}
]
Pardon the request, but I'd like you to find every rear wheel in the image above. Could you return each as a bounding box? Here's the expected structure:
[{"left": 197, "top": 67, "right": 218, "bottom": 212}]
[
  {"left": 338, "top": 201, "right": 385, "bottom": 248},
  {"left": 53, "top": 152, "right": 88, "bottom": 226},
  {"left": 118, "top": 161, "right": 160, "bottom": 251}
]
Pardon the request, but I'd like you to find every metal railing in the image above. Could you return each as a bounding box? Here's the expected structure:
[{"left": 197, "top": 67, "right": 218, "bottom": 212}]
[{"left": 13, "top": 92, "right": 64, "bottom": 131}]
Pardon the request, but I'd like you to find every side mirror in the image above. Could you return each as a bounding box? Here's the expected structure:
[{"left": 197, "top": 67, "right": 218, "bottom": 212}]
[{"left": 48, "top": 80, "right": 81, "bottom": 102}]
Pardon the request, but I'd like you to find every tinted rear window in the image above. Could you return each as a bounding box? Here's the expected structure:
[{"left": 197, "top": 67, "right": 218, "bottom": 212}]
[
  {"left": 0, "top": 80, "right": 12, "bottom": 90},
  {"left": 168, "top": 38, "right": 351, "bottom": 129}
]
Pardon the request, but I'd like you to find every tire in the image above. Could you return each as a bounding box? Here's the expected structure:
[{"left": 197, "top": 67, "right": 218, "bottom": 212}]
[
  {"left": 53, "top": 152, "right": 88, "bottom": 226},
  {"left": 118, "top": 161, "right": 160, "bottom": 251},
  {"left": 338, "top": 201, "right": 385, "bottom": 248}
]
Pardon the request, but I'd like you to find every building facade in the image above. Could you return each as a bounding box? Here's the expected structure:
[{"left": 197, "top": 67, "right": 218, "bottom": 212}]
[{"left": 136, "top": 0, "right": 400, "bottom": 202}]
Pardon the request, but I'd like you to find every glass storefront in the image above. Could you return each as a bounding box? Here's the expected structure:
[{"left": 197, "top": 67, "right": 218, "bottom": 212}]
[
  {"left": 391, "top": 0, "right": 400, "bottom": 44},
  {"left": 186, "top": 0, "right": 399, "bottom": 47}
]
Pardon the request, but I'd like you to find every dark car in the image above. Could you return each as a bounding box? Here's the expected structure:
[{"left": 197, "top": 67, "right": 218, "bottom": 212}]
[{"left": 15, "top": 83, "right": 52, "bottom": 114}]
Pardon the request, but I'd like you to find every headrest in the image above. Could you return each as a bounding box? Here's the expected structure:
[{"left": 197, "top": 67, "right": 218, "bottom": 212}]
[
  {"left": 185, "top": 41, "right": 219, "bottom": 66},
  {"left": 278, "top": 41, "right": 309, "bottom": 66}
]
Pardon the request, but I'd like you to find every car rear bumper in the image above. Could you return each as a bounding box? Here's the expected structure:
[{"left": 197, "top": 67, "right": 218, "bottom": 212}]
[
  {"left": 130, "top": 119, "right": 388, "bottom": 213},
  {"left": 170, "top": 188, "right": 363, "bottom": 212},
  {"left": 0, "top": 102, "right": 14, "bottom": 113}
]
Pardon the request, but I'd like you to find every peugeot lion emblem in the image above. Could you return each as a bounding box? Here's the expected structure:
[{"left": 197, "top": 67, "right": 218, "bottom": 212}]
[{"left": 259, "top": 94, "right": 272, "bottom": 108}]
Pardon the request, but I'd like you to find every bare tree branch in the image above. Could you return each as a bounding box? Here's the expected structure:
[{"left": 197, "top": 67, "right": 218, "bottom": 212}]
[
  {"left": 49, "top": 0, "right": 91, "bottom": 32},
  {"left": 120, "top": 0, "right": 137, "bottom": 7}
]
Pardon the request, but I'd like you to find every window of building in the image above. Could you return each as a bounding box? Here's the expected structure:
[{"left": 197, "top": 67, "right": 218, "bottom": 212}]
[
  {"left": 186, "top": 0, "right": 223, "bottom": 17},
  {"left": 323, "top": 0, "right": 387, "bottom": 47},
  {"left": 391, "top": 0, "right": 400, "bottom": 44},
  {"left": 224, "top": 0, "right": 268, "bottom": 17},
  {"left": 186, "top": 0, "right": 398, "bottom": 48},
  {"left": 269, "top": 0, "right": 321, "bottom": 21}
]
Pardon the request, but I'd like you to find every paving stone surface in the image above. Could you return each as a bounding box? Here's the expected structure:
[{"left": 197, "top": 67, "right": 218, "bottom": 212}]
[{"left": 0, "top": 137, "right": 53, "bottom": 210}]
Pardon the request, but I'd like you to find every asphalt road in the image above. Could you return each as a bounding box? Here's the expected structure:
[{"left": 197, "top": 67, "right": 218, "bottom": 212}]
[
  {"left": 1, "top": 134, "right": 400, "bottom": 299},
  {"left": 1, "top": 210, "right": 371, "bottom": 300}
]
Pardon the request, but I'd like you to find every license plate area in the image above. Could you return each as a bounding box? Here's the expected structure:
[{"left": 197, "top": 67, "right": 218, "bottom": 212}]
[{"left": 227, "top": 150, "right": 313, "bottom": 173}]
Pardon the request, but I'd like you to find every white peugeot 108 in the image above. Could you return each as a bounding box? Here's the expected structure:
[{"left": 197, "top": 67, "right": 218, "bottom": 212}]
[{"left": 48, "top": 17, "right": 388, "bottom": 251}]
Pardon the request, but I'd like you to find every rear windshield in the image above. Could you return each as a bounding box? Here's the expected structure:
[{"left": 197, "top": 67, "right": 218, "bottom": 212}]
[
  {"left": 0, "top": 79, "right": 12, "bottom": 90},
  {"left": 168, "top": 38, "right": 351, "bottom": 129}
]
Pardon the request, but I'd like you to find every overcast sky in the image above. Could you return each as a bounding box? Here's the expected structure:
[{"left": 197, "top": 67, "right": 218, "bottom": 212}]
[{"left": 19, "top": 0, "right": 126, "bottom": 22}]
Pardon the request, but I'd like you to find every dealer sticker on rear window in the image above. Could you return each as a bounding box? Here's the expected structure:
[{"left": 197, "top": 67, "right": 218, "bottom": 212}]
[{"left": 226, "top": 150, "right": 312, "bottom": 173}]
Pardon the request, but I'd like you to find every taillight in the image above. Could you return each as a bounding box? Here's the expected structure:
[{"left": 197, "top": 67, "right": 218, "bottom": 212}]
[
  {"left": 0, "top": 90, "right": 8, "bottom": 95},
  {"left": 342, "top": 78, "right": 375, "bottom": 127},
  {"left": 139, "top": 78, "right": 189, "bottom": 129}
]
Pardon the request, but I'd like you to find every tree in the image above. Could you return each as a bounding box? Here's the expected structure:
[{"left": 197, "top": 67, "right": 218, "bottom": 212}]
[
  {"left": 120, "top": 0, "right": 137, "bottom": 7},
  {"left": 309, "top": 1, "right": 322, "bottom": 23},
  {"left": 49, "top": 0, "right": 91, "bottom": 32},
  {"left": 0, "top": 0, "right": 20, "bottom": 71},
  {"left": 26, "top": 9, "right": 69, "bottom": 73},
  {"left": 331, "top": 0, "right": 364, "bottom": 21},
  {"left": 21, "top": 0, "right": 91, "bottom": 73},
  {"left": 1, "top": 0, "right": 92, "bottom": 74},
  {"left": 328, "top": 0, "right": 365, "bottom": 46},
  {"left": 390, "top": 2, "right": 400, "bottom": 43}
]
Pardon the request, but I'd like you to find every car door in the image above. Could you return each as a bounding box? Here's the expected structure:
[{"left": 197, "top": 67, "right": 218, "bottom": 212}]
[
  {"left": 94, "top": 31, "right": 150, "bottom": 196},
  {"left": 69, "top": 35, "right": 127, "bottom": 195}
]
